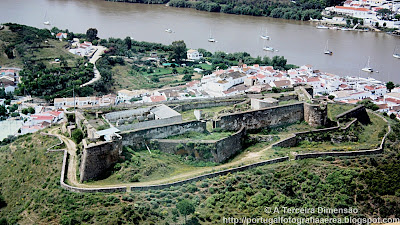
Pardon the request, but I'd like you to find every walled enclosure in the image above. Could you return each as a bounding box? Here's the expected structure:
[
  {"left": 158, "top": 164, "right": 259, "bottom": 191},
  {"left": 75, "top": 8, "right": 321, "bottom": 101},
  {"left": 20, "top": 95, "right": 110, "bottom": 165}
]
[
  {"left": 150, "top": 128, "right": 246, "bottom": 163},
  {"left": 272, "top": 105, "right": 370, "bottom": 149},
  {"left": 80, "top": 136, "right": 123, "bottom": 182},
  {"left": 213, "top": 103, "right": 327, "bottom": 131},
  {"left": 120, "top": 120, "right": 207, "bottom": 148}
]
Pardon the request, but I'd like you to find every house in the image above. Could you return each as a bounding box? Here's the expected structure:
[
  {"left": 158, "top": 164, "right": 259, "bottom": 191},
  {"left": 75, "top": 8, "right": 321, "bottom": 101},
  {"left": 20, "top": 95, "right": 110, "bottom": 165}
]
[
  {"left": 271, "top": 80, "right": 291, "bottom": 88},
  {"left": 150, "top": 104, "right": 182, "bottom": 121},
  {"left": 117, "top": 89, "right": 149, "bottom": 103},
  {"left": 30, "top": 115, "right": 55, "bottom": 125},
  {"left": 56, "top": 32, "right": 68, "bottom": 40},
  {"left": 69, "top": 41, "right": 93, "bottom": 56},
  {"left": 331, "top": 6, "right": 373, "bottom": 18},
  {"left": 187, "top": 49, "right": 203, "bottom": 61},
  {"left": 142, "top": 94, "right": 167, "bottom": 103},
  {"left": 20, "top": 124, "right": 47, "bottom": 135},
  {"left": 0, "top": 75, "right": 16, "bottom": 93},
  {"left": 385, "top": 92, "right": 400, "bottom": 101},
  {"left": 54, "top": 96, "right": 98, "bottom": 108}
]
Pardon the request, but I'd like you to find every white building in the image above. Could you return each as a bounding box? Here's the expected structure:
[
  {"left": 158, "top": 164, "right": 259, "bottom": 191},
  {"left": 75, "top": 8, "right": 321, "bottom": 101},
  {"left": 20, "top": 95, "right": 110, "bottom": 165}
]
[
  {"left": 56, "top": 32, "right": 68, "bottom": 40},
  {"left": 69, "top": 41, "right": 93, "bottom": 56},
  {"left": 329, "top": 6, "right": 374, "bottom": 18},
  {"left": 117, "top": 89, "right": 149, "bottom": 103},
  {"left": 186, "top": 49, "right": 203, "bottom": 61}
]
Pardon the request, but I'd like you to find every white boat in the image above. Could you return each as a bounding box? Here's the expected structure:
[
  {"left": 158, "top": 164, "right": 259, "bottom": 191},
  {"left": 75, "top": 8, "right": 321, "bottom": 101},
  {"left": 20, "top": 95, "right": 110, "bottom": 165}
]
[
  {"left": 263, "top": 46, "right": 274, "bottom": 52},
  {"left": 260, "top": 35, "right": 270, "bottom": 40},
  {"left": 362, "top": 57, "right": 373, "bottom": 73},
  {"left": 260, "top": 27, "right": 270, "bottom": 40},
  {"left": 329, "top": 26, "right": 339, "bottom": 30},
  {"left": 43, "top": 11, "right": 50, "bottom": 25},
  {"left": 393, "top": 46, "right": 400, "bottom": 59},
  {"left": 208, "top": 29, "right": 215, "bottom": 42},
  {"left": 341, "top": 27, "right": 351, "bottom": 31},
  {"left": 316, "top": 25, "right": 329, "bottom": 29},
  {"left": 324, "top": 40, "right": 333, "bottom": 55},
  {"left": 165, "top": 28, "right": 172, "bottom": 33}
]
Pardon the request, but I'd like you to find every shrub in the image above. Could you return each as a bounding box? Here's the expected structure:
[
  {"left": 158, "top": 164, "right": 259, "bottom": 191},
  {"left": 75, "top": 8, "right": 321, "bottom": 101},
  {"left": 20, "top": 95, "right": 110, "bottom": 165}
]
[
  {"left": 130, "top": 174, "right": 141, "bottom": 182},
  {"left": 71, "top": 129, "right": 84, "bottom": 143}
]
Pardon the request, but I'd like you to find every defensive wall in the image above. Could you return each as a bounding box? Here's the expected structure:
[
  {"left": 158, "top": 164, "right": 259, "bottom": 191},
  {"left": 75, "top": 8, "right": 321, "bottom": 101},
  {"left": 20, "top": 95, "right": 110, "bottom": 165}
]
[
  {"left": 42, "top": 132, "right": 127, "bottom": 193},
  {"left": 80, "top": 136, "right": 123, "bottom": 182},
  {"left": 120, "top": 120, "right": 207, "bottom": 148},
  {"left": 336, "top": 105, "right": 370, "bottom": 124},
  {"left": 43, "top": 105, "right": 391, "bottom": 192},
  {"left": 272, "top": 119, "right": 358, "bottom": 148},
  {"left": 116, "top": 116, "right": 182, "bottom": 132},
  {"left": 170, "top": 98, "right": 246, "bottom": 112},
  {"left": 150, "top": 127, "right": 246, "bottom": 163},
  {"left": 130, "top": 156, "right": 290, "bottom": 191},
  {"left": 213, "top": 102, "right": 327, "bottom": 131}
]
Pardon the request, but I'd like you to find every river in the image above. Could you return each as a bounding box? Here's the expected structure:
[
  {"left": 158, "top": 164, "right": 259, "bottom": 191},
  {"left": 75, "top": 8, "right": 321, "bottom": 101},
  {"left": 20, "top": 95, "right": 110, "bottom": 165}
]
[{"left": 1, "top": 0, "right": 399, "bottom": 82}]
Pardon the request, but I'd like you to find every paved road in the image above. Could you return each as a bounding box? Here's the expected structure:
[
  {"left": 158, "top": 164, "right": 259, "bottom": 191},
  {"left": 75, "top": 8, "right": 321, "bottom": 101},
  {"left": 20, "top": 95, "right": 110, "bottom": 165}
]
[{"left": 81, "top": 46, "right": 107, "bottom": 87}]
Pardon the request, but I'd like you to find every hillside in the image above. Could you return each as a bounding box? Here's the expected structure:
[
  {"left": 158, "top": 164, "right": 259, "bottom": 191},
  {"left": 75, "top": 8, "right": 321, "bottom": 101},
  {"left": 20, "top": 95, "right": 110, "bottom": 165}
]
[
  {"left": 1, "top": 116, "right": 400, "bottom": 224},
  {"left": 0, "top": 23, "right": 79, "bottom": 68}
]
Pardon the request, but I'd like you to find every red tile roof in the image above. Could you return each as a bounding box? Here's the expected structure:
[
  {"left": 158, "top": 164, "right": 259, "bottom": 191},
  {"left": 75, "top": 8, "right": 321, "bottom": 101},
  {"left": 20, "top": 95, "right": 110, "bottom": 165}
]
[
  {"left": 335, "top": 6, "right": 370, "bottom": 11},
  {"left": 32, "top": 115, "right": 54, "bottom": 120},
  {"left": 256, "top": 74, "right": 267, "bottom": 79},
  {"left": 307, "top": 77, "right": 320, "bottom": 82},
  {"left": 150, "top": 95, "right": 167, "bottom": 102},
  {"left": 386, "top": 98, "right": 400, "bottom": 104}
]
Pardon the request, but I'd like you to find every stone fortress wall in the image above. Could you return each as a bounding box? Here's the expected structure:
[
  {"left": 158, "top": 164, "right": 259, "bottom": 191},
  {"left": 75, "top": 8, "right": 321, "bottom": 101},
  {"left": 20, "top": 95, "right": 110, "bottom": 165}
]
[
  {"left": 150, "top": 127, "right": 246, "bottom": 163},
  {"left": 213, "top": 102, "right": 327, "bottom": 131},
  {"left": 51, "top": 99, "right": 390, "bottom": 192}
]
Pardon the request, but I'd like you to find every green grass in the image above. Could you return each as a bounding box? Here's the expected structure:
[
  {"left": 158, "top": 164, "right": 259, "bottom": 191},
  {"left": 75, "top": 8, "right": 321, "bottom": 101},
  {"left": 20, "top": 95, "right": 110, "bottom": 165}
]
[
  {"left": 166, "top": 131, "right": 234, "bottom": 140},
  {"left": 111, "top": 65, "right": 187, "bottom": 91},
  {"left": 281, "top": 112, "right": 387, "bottom": 154},
  {"left": 1, "top": 118, "right": 400, "bottom": 224},
  {"left": 327, "top": 103, "right": 357, "bottom": 121},
  {"left": 0, "top": 27, "right": 78, "bottom": 68},
  {"left": 88, "top": 147, "right": 200, "bottom": 185}
]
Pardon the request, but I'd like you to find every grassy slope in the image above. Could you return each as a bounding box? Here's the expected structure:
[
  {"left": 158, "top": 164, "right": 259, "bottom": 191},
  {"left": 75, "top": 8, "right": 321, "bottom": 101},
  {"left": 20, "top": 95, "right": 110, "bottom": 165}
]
[
  {"left": 0, "top": 27, "right": 78, "bottom": 68},
  {"left": 111, "top": 64, "right": 201, "bottom": 92},
  {"left": 1, "top": 118, "right": 400, "bottom": 224}
]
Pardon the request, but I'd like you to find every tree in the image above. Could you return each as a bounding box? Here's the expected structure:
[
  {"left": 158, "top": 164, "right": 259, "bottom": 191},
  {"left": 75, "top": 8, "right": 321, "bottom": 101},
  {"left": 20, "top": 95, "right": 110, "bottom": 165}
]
[
  {"left": 28, "top": 107, "right": 35, "bottom": 114},
  {"left": 390, "top": 113, "right": 396, "bottom": 120},
  {"left": 386, "top": 81, "right": 395, "bottom": 92},
  {"left": 170, "top": 40, "right": 187, "bottom": 63},
  {"left": 0, "top": 105, "right": 6, "bottom": 117},
  {"left": 328, "top": 95, "right": 335, "bottom": 100},
  {"left": 124, "top": 36, "right": 132, "bottom": 50},
  {"left": 86, "top": 28, "right": 98, "bottom": 42},
  {"left": 346, "top": 19, "right": 351, "bottom": 27},
  {"left": 176, "top": 199, "right": 195, "bottom": 224},
  {"left": 182, "top": 74, "right": 192, "bottom": 81},
  {"left": 357, "top": 99, "right": 379, "bottom": 111},
  {"left": 72, "top": 129, "right": 84, "bottom": 143}
]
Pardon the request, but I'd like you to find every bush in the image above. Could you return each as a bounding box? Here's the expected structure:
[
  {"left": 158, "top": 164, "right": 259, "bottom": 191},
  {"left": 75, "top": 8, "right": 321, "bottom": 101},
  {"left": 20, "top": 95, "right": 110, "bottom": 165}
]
[
  {"left": 0, "top": 194, "right": 6, "bottom": 208},
  {"left": 130, "top": 174, "right": 141, "bottom": 182},
  {"left": 71, "top": 129, "right": 84, "bottom": 143}
]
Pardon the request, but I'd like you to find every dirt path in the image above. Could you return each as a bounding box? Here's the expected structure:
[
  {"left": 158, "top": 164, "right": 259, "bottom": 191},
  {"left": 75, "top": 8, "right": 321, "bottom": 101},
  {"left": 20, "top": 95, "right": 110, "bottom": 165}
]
[
  {"left": 45, "top": 127, "right": 291, "bottom": 188},
  {"left": 80, "top": 46, "right": 106, "bottom": 87},
  {"left": 47, "top": 128, "right": 90, "bottom": 187}
]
